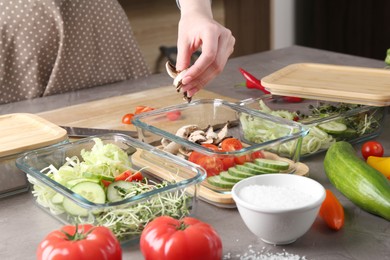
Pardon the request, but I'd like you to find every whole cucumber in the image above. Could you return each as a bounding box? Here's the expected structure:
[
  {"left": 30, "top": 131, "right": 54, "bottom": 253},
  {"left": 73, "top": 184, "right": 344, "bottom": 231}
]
[{"left": 324, "top": 141, "right": 390, "bottom": 221}]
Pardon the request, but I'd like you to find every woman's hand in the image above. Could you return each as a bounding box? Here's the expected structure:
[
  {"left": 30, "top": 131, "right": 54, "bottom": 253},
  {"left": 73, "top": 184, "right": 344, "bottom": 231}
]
[{"left": 175, "top": 0, "right": 235, "bottom": 98}]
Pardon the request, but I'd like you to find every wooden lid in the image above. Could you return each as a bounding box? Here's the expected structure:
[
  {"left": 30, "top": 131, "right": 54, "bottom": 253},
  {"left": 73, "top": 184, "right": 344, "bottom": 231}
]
[
  {"left": 261, "top": 63, "right": 390, "bottom": 106},
  {"left": 0, "top": 113, "right": 67, "bottom": 157}
]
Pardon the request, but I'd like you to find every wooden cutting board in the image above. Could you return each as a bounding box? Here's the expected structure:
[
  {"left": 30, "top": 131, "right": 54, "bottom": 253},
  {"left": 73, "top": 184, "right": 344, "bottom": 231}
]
[
  {"left": 0, "top": 113, "right": 67, "bottom": 157},
  {"left": 38, "top": 86, "right": 237, "bottom": 130},
  {"left": 261, "top": 63, "right": 390, "bottom": 107}
]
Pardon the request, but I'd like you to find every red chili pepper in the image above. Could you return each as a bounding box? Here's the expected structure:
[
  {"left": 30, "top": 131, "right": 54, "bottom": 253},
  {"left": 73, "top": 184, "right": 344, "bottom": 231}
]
[
  {"left": 239, "top": 68, "right": 270, "bottom": 94},
  {"left": 238, "top": 68, "right": 304, "bottom": 103},
  {"left": 282, "top": 96, "right": 304, "bottom": 103}
]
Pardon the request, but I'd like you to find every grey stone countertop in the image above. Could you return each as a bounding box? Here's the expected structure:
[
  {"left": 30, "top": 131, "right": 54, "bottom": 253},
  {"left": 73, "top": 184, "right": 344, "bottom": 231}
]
[{"left": 1, "top": 46, "right": 389, "bottom": 260}]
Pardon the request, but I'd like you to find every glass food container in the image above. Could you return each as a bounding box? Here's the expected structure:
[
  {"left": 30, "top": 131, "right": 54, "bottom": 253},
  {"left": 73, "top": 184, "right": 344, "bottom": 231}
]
[
  {"left": 0, "top": 113, "right": 68, "bottom": 198},
  {"left": 132, "top": 99, "right": 310, "bottom": 206},
  {"left": 16, "top": 133, "right": 206, "bottom": 244},
  {"left": 239, "top": 95, "right": 386, "bottom": 157}
]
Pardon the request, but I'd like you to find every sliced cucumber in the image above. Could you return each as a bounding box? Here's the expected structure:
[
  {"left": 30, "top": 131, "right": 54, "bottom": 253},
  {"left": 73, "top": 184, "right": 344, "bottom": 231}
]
[
  {"left": 318, "top": 121, "right": 347, "bottom": 134},
  {"left": 207, "top": 175, "right": 235, "bottom": 189},
  {"left": 62, "top": 181, "right": 106, "bottom": 217},
  {"left": 252, "top": 158, "right": 290, "bottom": 171},
  {"left": 219, "top": 171, "right": 244, "bottom": 183},
  {"left": 235, "top": 164, "right": 263, "bottom": 175},
  {"left": 244, "top": 162, "right": 279, "bottom": 173},
  {"left": 82, "top": 172, "right": 115, "bottom": 182},
  {"left": 333, "top": 128, "right": 358, "bottom": 140},
  {"left": 51, "top": 193, "right": 64, "bottom": 204},
  {"left": 228, "top": 167, "right": 256, "bottom": 178},
  {"left": 66, "top": 178, "right": 100, "bottom": 188},
  {"left": 107, "top": 181, "right": 136, "bottom": 202}
]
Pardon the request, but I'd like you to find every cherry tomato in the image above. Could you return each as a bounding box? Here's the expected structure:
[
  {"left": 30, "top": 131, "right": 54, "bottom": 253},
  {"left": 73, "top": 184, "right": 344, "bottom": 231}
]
[
  {"left": 197, "top": 156, "right": 224, "bottom": 177},
  {"left": 115, "top": 170, "right": 143, "bottom": 182},
  {"left": 166, "top": 110, "right": 181, "bottom": 121},
  {"left": 121, "top": 113, "right": 134, "bottom": 124},
  {"left": 251, "top": 150, "right": 265, "bottom": 161},
  {"left": 220, "top": 138, "right": 243, "bottom": 151},
  {"left": 361, "top": 141, "right": 384, "bottom": 160},
  {"left": 135, "top": 106, "right": 155, "bottom": 114},
  {"left": 140, "top": 216, "right": 222, "bottom": 260},
  {"left": 37, "top": 224, "right": 122, "bottom": 260}
]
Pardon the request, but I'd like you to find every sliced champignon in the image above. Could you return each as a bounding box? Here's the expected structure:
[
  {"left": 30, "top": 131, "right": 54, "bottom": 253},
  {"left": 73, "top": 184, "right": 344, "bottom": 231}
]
[
  {"left": 188, "top": 130, "right": 207, "bottom": 143},
  {"left": 215, "top": 123, "right": 229, "bottom": 144}
]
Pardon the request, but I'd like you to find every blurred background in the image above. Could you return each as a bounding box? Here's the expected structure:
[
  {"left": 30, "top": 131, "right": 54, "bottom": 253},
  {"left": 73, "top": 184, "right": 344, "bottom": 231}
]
[{"left": 118, "top": 0, "right": 390, "bottom": 74}]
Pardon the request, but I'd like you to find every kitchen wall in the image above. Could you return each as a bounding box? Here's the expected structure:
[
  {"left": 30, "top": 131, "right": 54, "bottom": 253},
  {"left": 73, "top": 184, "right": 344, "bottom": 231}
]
[{"left": 271, "top": 0, "right": 296, "bottom": 49}]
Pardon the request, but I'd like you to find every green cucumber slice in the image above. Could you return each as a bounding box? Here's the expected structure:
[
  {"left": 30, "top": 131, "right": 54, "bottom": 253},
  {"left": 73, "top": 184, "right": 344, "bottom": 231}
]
[
  {"left": 219, "top": 171, "right": 244, "bottom": 183},
  {"left": 107, "top": 181, "right": 136, "bottom": 202},
  {"left": 235, "top": 164, "right": 263, "bottom": 175},
  {"left": 82, "top": 172, "right": 115, "bottom": 182},
  {"left": 318, "top": 121, "right": 347, "bottom": 134},
  {"left": 62, "top": 181, "right": 106, "bottom": 217},
  {"left": 252, "top": 158, "right": 290, "bottom": 171},
  {"left": 51, "top": 193, "right": 64, "bottom": 204},
  {"left": 228, "top": 167, "right": 256, "bottom": 178},
  {"left": 207, "top": 175, "right": 235, "bottom": 189},
  {"left": 244, "top": 162, "right": 280, "bottom": 173}
]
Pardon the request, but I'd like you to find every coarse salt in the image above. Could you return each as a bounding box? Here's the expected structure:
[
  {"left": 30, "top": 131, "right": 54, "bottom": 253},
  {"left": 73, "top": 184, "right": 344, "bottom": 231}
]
[{"left": 239, "top": 185, "right": 313, "bottom": 210}]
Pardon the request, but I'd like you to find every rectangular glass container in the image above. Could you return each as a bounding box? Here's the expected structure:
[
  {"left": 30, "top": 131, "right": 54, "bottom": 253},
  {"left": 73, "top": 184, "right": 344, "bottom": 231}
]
[
  {"left": 0, "top": 113, "right": 68, "bottom": 198},
  {"left": 132, "top": 99, "right": 309, "bottom": 186},
  {"left": 239, "top": 95, "right": 386, "bottom": 157},
  {"left": 16, "top": 133, "right": 206, "bottom": 244}
]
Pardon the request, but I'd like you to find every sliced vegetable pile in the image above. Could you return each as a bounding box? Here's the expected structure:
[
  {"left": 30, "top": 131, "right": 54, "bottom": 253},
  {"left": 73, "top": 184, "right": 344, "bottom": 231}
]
[
  {"left": 242, "top": 100, "right": 383, "bottom": 156},
  {"left": 29, "top": 138, "right": 191, "bottom": 242}
]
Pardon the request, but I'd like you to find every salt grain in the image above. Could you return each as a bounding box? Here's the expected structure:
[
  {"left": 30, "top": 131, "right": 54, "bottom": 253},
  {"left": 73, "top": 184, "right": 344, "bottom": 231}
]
[
  {"left": 223, "top": 245, "right": 307, "bottom": 260},
  {"left": 239, "top": 185, "right": 313, "bottom": 210}
]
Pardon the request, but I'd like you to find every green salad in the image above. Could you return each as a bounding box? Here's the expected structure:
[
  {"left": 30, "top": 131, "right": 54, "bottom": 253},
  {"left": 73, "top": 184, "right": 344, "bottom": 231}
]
[
  {"left": 29, "top": 138, "right": 191, "bottom": 242},
  {"left": 241, "top": 100, "right": 383, "bottom": 157}
]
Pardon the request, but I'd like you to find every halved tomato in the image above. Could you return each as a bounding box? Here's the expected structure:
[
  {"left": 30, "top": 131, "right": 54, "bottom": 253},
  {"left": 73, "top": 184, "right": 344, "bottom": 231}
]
[
  {"left": 121, "top": 113, "right": 134, "bottom": 124},
  {"left": 197, "top": 157, "right": 224, "bottom": 177},
  {"left": 115, "top": 170, "right": 143, "bottom": 182},
  {"left": 251, "top": 150, "right": 265, "bottom": 161},
  {"left": 188, "top": 151, "right": 204, "bottom": 164},
  {"left": 220, "top": 138, "right": 243, "bottom": 151},
  {"left": 221, "top": 157, "right": 235, "bottom": 170},
  {"left": 201, "top": 143, "right": 219, "bottom": 151}
]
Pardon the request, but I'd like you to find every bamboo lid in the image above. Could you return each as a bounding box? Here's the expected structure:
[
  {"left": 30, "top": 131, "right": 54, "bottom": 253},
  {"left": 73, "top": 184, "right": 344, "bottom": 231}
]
[
  {"left": 261, "top": 63, "right": 390, "bottom": 106},
  {"left": 0, "top": 113, "right": 67, "bottom": 157}
]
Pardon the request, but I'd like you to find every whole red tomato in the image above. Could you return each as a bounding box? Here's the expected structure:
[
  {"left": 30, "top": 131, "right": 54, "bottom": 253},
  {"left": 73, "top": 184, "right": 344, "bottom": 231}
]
[
  {"left": 37, "top": 224, "right": 122, "bottom": 260},
  {"left": 361, "top": 141, "right": 384, "bottom": 160},
  {"left": 140, "top": 216, "right": 222, "bottom": 260}
]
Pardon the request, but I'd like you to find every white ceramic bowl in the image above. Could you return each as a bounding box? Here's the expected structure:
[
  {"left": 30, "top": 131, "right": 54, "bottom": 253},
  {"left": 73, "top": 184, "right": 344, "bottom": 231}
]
[{"left": 232, "top": 174, "right": 325, "bottom": 245}]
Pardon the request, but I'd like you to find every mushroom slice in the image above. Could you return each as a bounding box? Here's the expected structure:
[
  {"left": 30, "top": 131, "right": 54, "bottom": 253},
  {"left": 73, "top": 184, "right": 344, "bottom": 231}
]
[
  {"left": 175, "top": 125, "right": 199, "bottom": 138},
  {"left": 162, "top": 141, "right": 182, "bottom": 155},
  {"left": 165, "top": 61, "right": 191, "bottom": 103},
  {"left": 205, "top": 126, "right": 218, "bottom": 142},
  {"left": 188, "top": 130, "right": 207, "bottom": 143},
  {"left": 178, "top": 146, "right": 192, "bottom": 157},
  {"left": 161, "top": 137, "right": 171, "bottom": 148},
  {"left": 215, "top": 123, "right": 229, "bottom": 144}
]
